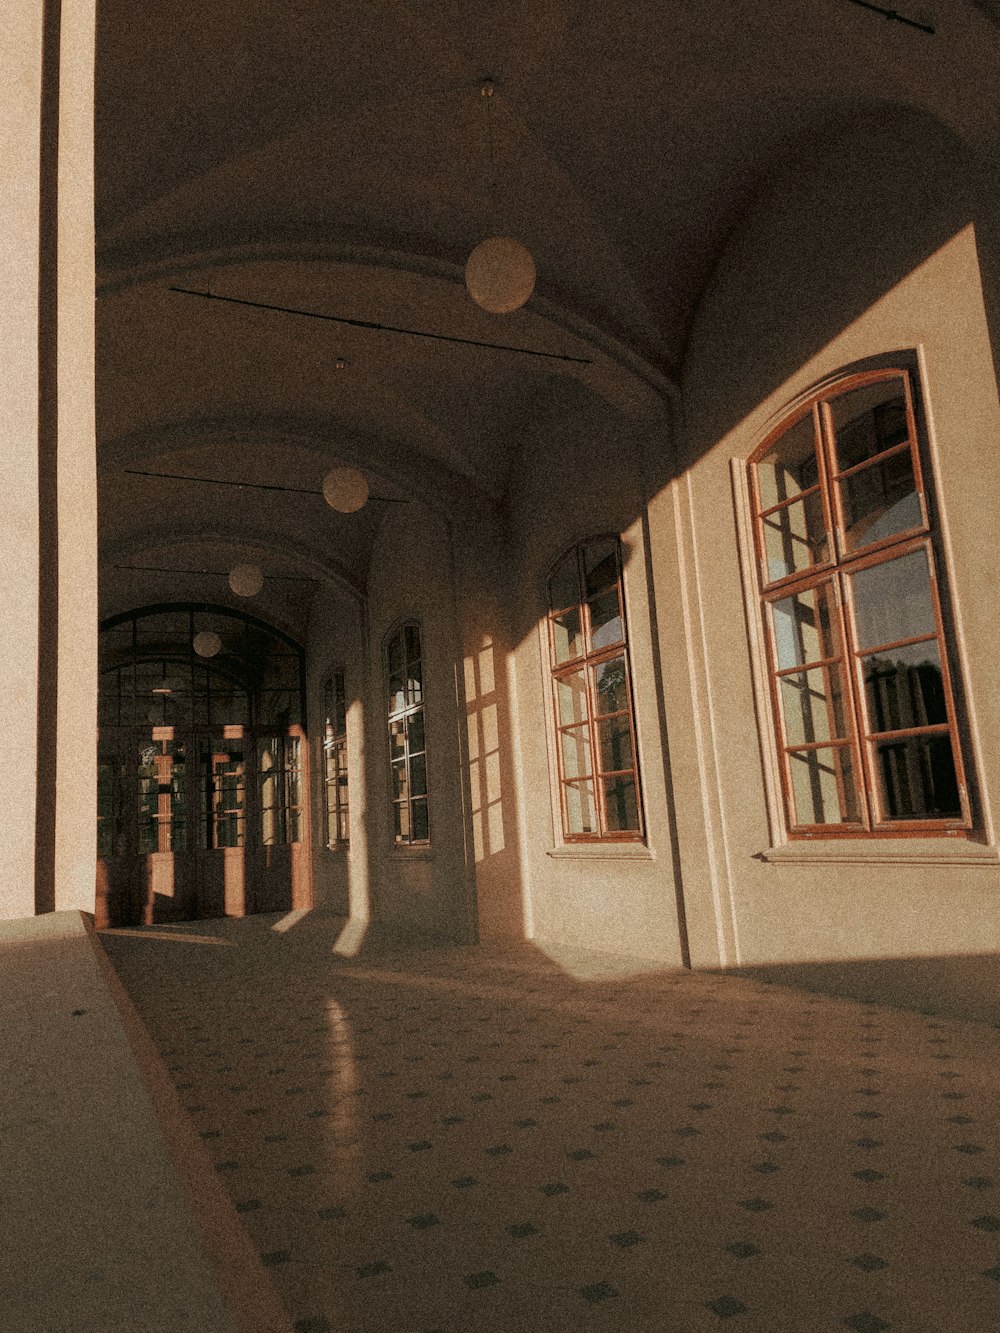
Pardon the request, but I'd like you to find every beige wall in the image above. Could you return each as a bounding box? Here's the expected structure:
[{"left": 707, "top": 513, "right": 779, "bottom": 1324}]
[
  {"left": 659, "top": 109, "right": 1000, "bottom": 970},
  {"left": 504, "top": 377, "right": 687, "bottom": 966},
  {"left": 364, "top": 499, "right": 472, "bottom": 942}
]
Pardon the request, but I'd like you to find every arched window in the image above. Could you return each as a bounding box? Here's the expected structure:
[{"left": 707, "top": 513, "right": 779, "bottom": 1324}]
[
  {"left": 546, "top": 538, "right": 643, "bottom": 840},
  {"left": 748, "top": 365, "right": 970, "bottom": 835},
  {"left": 322, "top": 669, "right": 349, "bottom": 847},
  {"left": 386, "top": 623, "right": 429, "bottom": 844}
]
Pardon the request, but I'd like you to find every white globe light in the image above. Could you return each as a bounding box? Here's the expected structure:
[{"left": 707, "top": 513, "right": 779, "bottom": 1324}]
[
  {"left": 465, "top": 236, "right": 536, "bottom": 314},
  {"left": 322, "top": 466, "right": 370, "bottom": 513},
  {"left": 193, "top": 631, "right": 222, "bottom": 658},
  {"left": 228, "top": 562, "right": 264, "bottom": 597}
]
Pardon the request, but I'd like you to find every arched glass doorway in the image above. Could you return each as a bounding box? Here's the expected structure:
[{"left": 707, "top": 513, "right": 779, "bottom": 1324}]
[{"left": 96, "top": 604, "right": 310, "bottom": 927}]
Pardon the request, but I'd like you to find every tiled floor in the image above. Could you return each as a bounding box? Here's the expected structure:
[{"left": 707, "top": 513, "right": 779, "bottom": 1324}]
[{"left": 100, "top": 917, "right": 1000, "bottom": 1333}]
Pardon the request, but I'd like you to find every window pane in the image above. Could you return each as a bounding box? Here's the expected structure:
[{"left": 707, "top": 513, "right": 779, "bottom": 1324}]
[
  {"left": 863, "top": 641, "right": 948, "bottom": 734},
  {"left": 594, "top": 654, "right": 629, "bottom": 716},
  {"left": 850, "top": 548, "right": 936, "bottom": 650},
  {"left": 556, "top": 671, "right": 589, "bottom": 728},
  {"left": 412, "top": 799, "right": 429, "bottom": 841},
  {"left": 389, "top": 719, "right": 406, "bottom": 761},
  {"left": 599, "top": 715, "right": 633, "bottom": 773},
  {"left": 552, "top": 607, "right": 583, "bottom": 664},
  {"left": 770, "top": 583, "right": 838, "bottom": 671},
  {"left": 832, "top": 379, "right": 909, "bottom": 471},
  {"left": 762, "top": 491, "right": 828, "bottom": 582},
  {"left": 387, "top": 632, "right": 403, "bottom": 680},
  {"left": 874, "top": 734, "right": 961, "bottom": 820},
  {"left": 778, "top": 664, "right": 848, "bottom": 746},
  {"left": 391, "top": 759, "right": 408, "bottom": 801},
  {"left": 388, "top": 674, "right": 406, "bottom": 715},
  {"left": 408, "top": 708, "right": 425, "bottom": 755},
  {"left": 561, "top": 725, "right": 592, "bottom": 781},
  {"left": 404, "top": 625, "right": 421, "bottom": 665},
  {"left": 757, "top": 413, "right": 819, "bottom": 509},
  {"left": 407, "top": 659, "right": 423, "bottom": 704},
  {"left": 410, "top": 753, "right": 427, "bottom": 798},
  {"left": 840, "top": 450, "right": 922, "bottom": 551},
  {"left": 603, "top": 775, "right": 640, "bottom": 832},
  {"left": 788, "top": 746, "right": 860, "bottom": 825},
  {"left": 564, "top": 780, "right": 596, "bottom": 834},
  {"left": 394, "top": 800, "right": 410, "bottom": 841},
  {"left": 583, "top": 540, "right": 619, "bottom": 597},
  {"left": 549, "top": 550, "right": 580, "bottom": 612},
  {"left": 588, "top": 589, "right": 623, "bottom": 651}
]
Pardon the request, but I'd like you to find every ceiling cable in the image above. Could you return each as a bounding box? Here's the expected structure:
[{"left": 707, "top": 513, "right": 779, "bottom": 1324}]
[
  {"left": 842, "top": 0, "right": 934, "bottom": 33},
  {"left": 169, "top": 285, "right": 591, "bottom": 365},
  {"left": 121, "top": 467, "right": 407, "bottom": 502}
]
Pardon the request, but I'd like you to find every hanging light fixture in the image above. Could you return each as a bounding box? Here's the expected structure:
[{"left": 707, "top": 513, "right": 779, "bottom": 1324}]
[
  {"left": 322, "top": 466, "right": 370, "bottom": 513},
  {"left": 228, "top": 562, "right": 264, "bottom": 597},
  {"left": 465, "top": 79, "right": 536, "bottom": 315},
  {"left": 193, "top": 631, "right": 222, "bottom": 658}
]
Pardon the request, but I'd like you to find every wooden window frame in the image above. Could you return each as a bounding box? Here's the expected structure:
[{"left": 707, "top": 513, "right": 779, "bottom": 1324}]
[
  {"left": 386, "top": 623, "right": 430, "bottom": 846},
  {"left": 322, "top": 669, "right": 349, "bottom": 849},
  {"left": 546, "top": 537, "right": 645, "bottom": 843},
  {"left": 748, "top": 366, "right": 971, "bottom": 839}
]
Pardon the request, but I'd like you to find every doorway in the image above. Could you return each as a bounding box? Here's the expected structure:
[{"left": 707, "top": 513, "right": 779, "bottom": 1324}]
[{"left": 96, "top": 604, "right": 311, "bottom": 928}]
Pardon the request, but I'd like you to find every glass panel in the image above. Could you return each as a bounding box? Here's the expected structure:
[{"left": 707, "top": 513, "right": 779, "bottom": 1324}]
[
  {"left": 561, "top": 725, "right": 592, "bottom": 781},
  {"left": 389, "top": 719, "right": 406, "bottom": 762},
  {"left": 408, "top": 708, "right": 425, "bottom": 755},
  {"left": 404, "top": 624, "right": 422, "bottom": 665},
  {"left": 588, "top": 588, "right": 623, "bottom": 651},
  {"left": 410, "top": 753, "right": 427, "bottom": 798},
  {"left": 394, "top": 800, "right": 410, "bottom": 842},
  {"left": 761, "top": 491, "right": 828, "bottom": 582},
  {"left": 201, "top": 741, "right": 245, "bottom": 849},
  {"left": 840, "top": 449, "right": 921, "bottom": 551},
  {"left": 850, "top": 549, "right": 936, "bottom": 651},
  {"left": 549, "top": 549, "right": 580, "bottom": 612},
  {"left": 779, "top": 664, "right": 848, "bottom": 746},
  {"left": 863, "top": 641, "right": 948, "bottom": 734},
  {"left": 412, "top": 799, "right": 429, "bottom": 841},
  {"left": 603, "top": 775, "right": 640, "bottom": 832},
  {"left": 552, "top": 607, "right": 583, "bottom": 664},
  {"left": 788, "top": 746, "right": 860, "bottom": 825},
  {"left": 594, "top": 655, "right": 629, "bottom": 716},
  {"left": 771, "top": 583, "right": 838, "bottom": 671},
  {"left": 874, "top": 734, "right": 961, "bottom": 820},
  {"left": 388, "top": 672, "right": 406, "bottom": 715},
  {"left": 137, "top": 741, "right": 186, "bottom": 854},
  {"left": 598, "top": 715, "right": 633, "bottom": 774},
  {"left": 258, "top": 740, "right": 279, "bottom": 847},
  {"left": 583, "top": 540, "right": 619, "bottom": 598},
  {"left": 406, "top": 660, "right": 423, "bottom": 705},
  {"left": 256, "top": 690, "right": 295, "bottom": 727},
  {"left": 564, "top": 780, "right": 596, "bottom": 835},
  {"left": 556, "top": 671, "right": 589, "bottom": 728},
  {"left": 391, "top": 759, "right": 409, "bottom": 801},
  {"left": 97, "top": 761, "right": 116, "bottom": 857},
  {"left": 757, "top": 413, "right": 819, "bottom": 510},
  {"left": 832, "top": 379, "right": 909, "bottom": 472}
]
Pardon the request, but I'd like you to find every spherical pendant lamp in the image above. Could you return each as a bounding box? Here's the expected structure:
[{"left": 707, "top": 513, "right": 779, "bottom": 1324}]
[
  {"left": 228, "top": 563, "right": 264, "bottom": 597},
  {"left": 193, "top": 631, "right": 222, "bottom": 658},
  {"left": 322, "top": 466, "right": 370, "bottom": 513},
  {"left": 465, "top": 236, "right": 536, "bottom": 314}
]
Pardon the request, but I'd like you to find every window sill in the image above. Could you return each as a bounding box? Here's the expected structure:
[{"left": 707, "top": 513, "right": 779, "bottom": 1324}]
[
  {"left": 391, "top": 846, "right": 434, "bottom": 862},
  {"left": 757, "top": 839, "right": 1000, "bottom": 867},
  {"left": 546, "top": 843, "right": 654, "bottom": 861}
]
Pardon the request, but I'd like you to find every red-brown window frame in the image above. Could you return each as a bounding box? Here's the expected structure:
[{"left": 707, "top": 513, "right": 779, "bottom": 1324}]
[
  {"left": 748, "top": 366, "right": 971, "bottom": 838},
  {"left": 546, "top": 537, "right": 645, "bottom": 843}
]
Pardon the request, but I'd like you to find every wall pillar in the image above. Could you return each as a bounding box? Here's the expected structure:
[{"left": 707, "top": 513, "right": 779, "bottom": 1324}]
[{"left": 0, "top": 0, "right": 97, "bottom": 920}]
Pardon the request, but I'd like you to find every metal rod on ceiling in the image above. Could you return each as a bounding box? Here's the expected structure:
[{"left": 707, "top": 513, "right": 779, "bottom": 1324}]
[
  {"left": 115, "top": 563, "right": 317, "bottom": 583},
  {"left": 168, "top": 285, "right": 593, "bottom": 365},
  {"left": 841, "top": 0, "right": 935, "bottom": 33},
  {"left": 121, "top": 467, "right": 407, "bottom": 502}
]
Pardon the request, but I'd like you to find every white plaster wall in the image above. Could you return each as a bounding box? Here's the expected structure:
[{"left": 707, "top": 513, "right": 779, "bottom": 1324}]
[
  {"left": 666, "top": 108, "right": 1000, "bottom": 973},
  {"left": 364, "top": 500, "right": 471, "bottom": 942},
  {"left": 504, "top": 377, "right": 687, "bottom": 967},
  {"left": 304, "top": 590, "right": 365, "bottom": 917}
]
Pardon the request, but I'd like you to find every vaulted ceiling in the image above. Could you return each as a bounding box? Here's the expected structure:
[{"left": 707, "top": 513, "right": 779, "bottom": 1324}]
[{"left": 95, "top": 0, "right": 1000, "bottom": 636}]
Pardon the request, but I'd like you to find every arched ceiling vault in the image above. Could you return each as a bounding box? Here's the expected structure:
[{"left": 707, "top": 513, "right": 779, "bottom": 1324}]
[{"left": 96, "top": 0, "right": 1000, "bottom": 634}]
